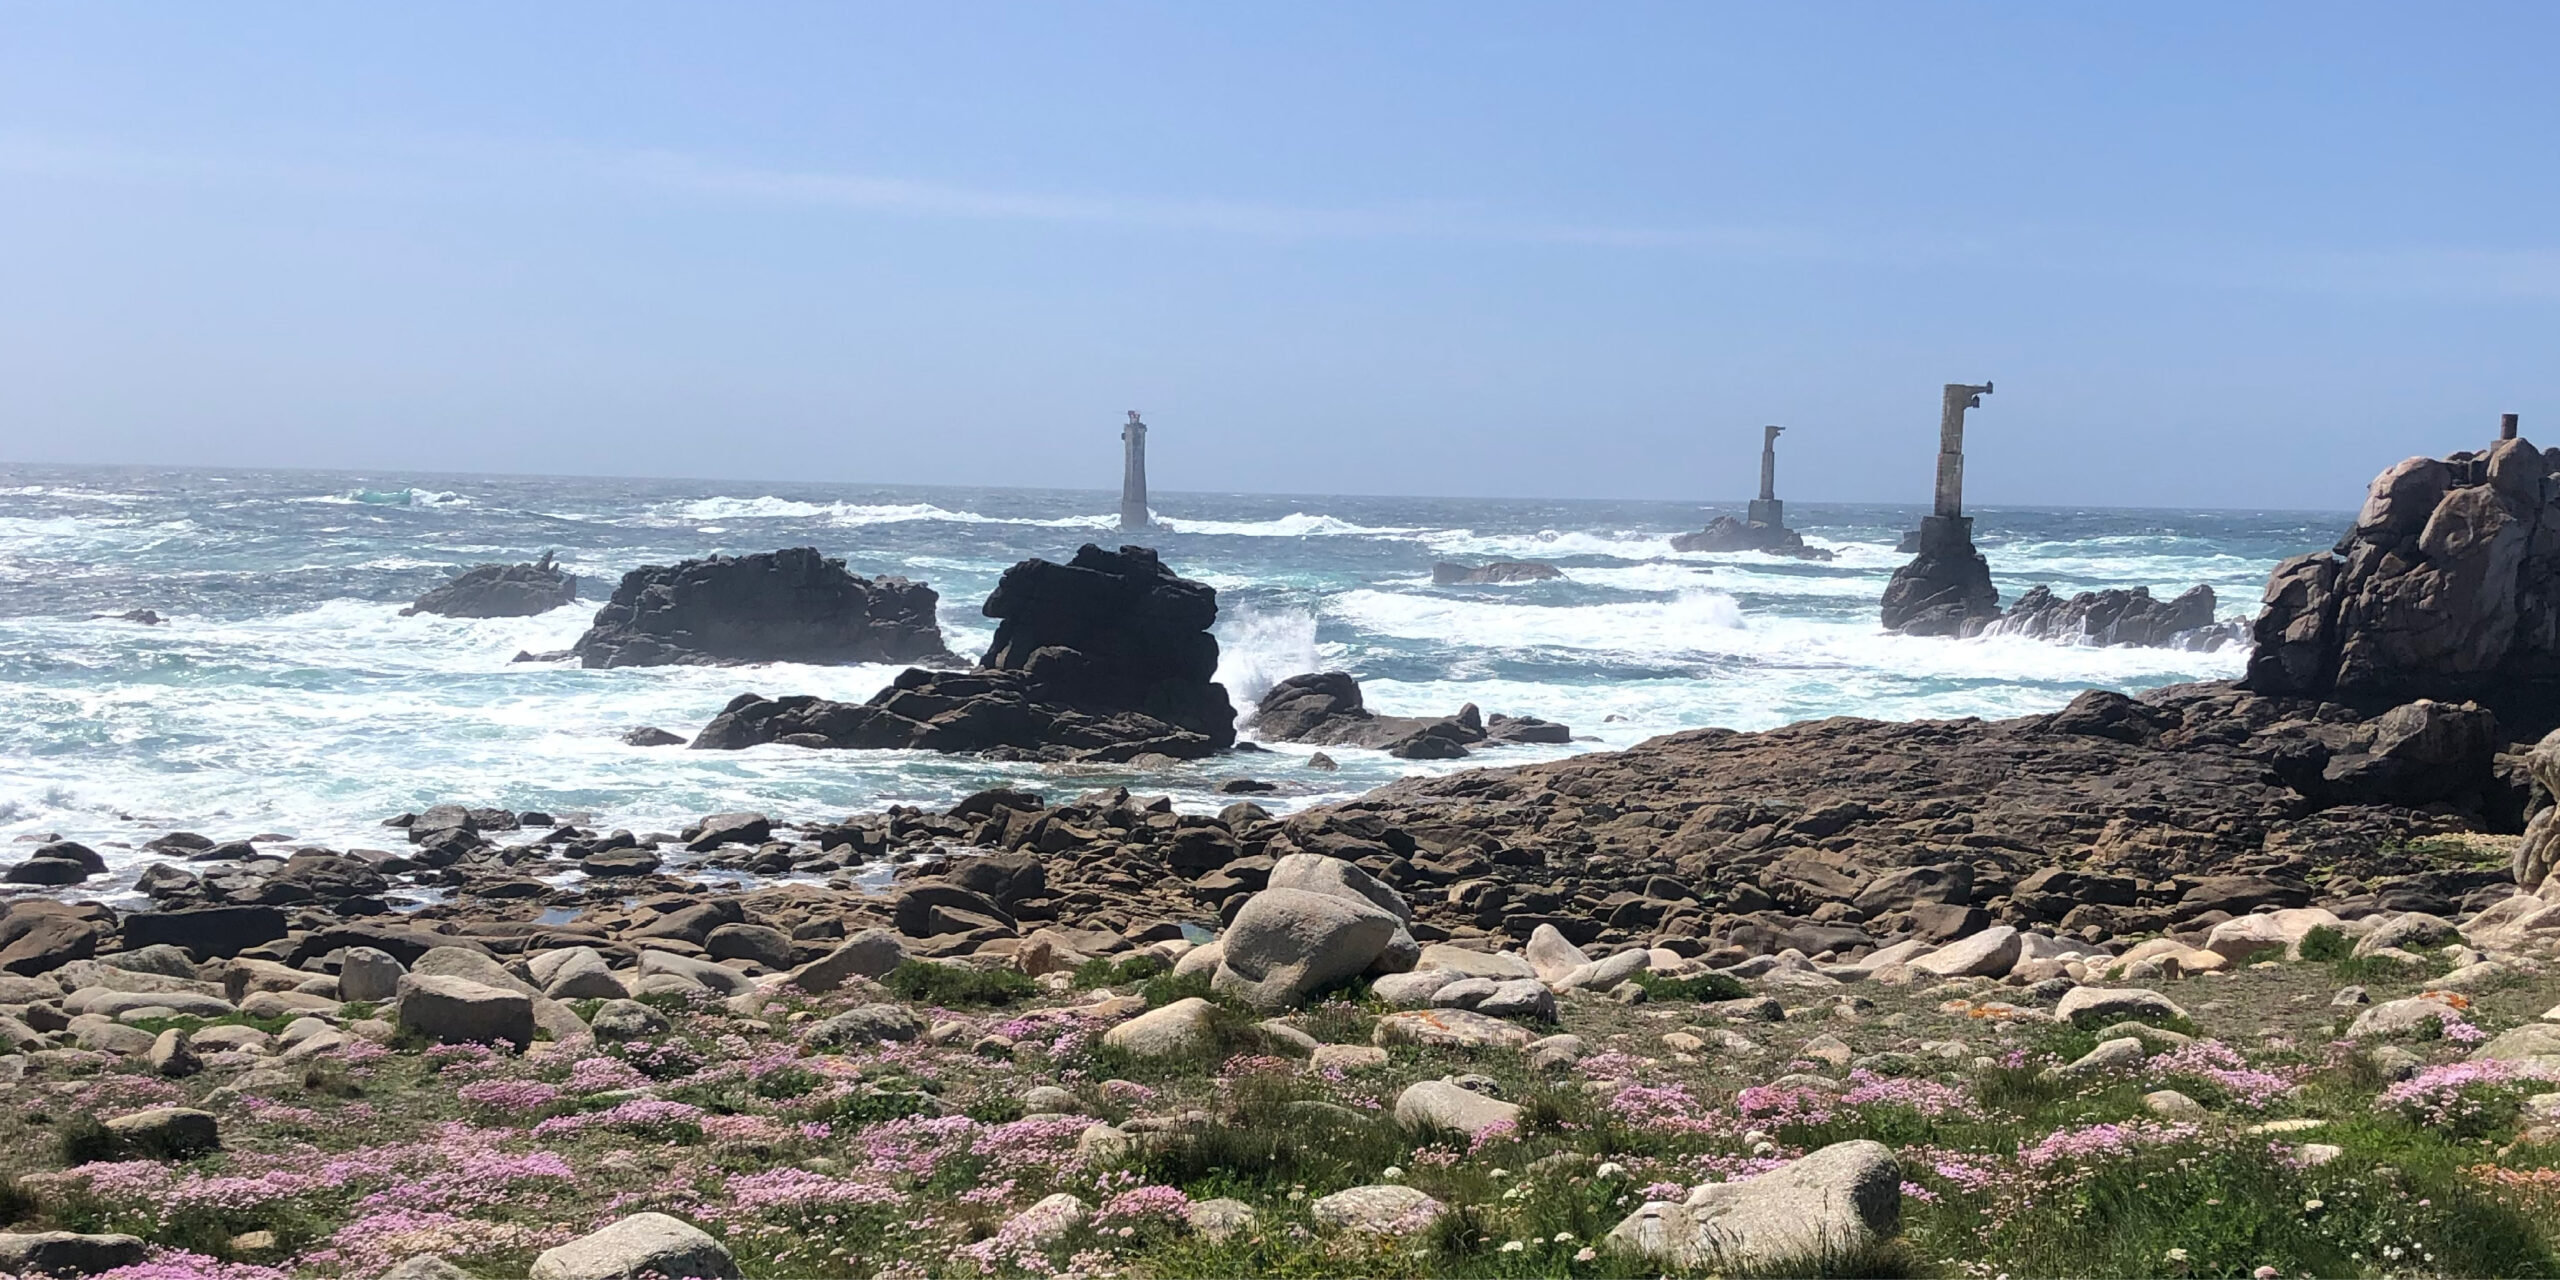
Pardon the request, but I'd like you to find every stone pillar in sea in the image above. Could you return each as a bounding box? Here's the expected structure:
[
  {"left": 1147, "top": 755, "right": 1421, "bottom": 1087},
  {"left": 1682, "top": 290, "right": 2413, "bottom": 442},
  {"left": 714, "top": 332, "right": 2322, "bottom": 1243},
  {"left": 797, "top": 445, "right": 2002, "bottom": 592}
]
[
  {"left": 1881, "top": 382, "right": 2002, "bottom": 635},
  {"left": 1747, "top": 424, "right": 1785, "bottom": 528},
  {"left": 1120, "top": 411, "right": 1151, "bottom": 531}
]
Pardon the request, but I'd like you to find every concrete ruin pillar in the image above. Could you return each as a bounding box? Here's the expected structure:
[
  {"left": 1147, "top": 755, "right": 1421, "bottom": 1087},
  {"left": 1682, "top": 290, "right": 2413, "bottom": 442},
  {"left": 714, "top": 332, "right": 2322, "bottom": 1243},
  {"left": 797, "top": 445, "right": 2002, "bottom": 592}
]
[
  {"left": 2503, "top": 413, "right": 2521, "bottom": 441},
  {"left": 1119, "top": 411, "right": 1150, "bottom": 531},
  {"left": 1935, "top": 382, "right": 1992, "bottom": 520},
  {"left": 1747, "top": 425, "right": 1785, "bottom": 527}
]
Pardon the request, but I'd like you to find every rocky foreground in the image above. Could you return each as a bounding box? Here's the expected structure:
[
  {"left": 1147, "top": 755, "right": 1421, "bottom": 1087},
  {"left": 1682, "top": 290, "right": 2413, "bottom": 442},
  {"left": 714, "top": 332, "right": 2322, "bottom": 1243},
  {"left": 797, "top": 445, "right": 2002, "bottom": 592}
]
[
  {"left": 5, "top": 667, "right": 2560, "bottom": 1276},
  {"left": 0, "top": 862, "right": 2556, "bottom": 1280}
]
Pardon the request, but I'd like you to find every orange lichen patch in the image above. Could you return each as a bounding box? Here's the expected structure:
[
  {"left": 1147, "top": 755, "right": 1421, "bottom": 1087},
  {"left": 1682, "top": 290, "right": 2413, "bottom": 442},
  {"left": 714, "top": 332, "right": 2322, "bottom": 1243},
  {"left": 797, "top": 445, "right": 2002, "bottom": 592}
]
[{"left": 2419, "top": 990, "right": 2473, "bottom": 1010}]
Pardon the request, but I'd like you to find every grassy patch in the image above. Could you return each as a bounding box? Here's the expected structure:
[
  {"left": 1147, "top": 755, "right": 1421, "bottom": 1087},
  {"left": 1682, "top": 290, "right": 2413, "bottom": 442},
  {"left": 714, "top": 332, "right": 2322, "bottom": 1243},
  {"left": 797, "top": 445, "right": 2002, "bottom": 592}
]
[
  {"left": 883, "top": 960, "right": 1036, "bottom": 1007},
  {"left": 1631, "top": 971, "right": 1749, "bottom": 1003},
  {"left": 1073, "top": 953, "right": 1171, "bottom": 989},
  {"left": 2297, "top": 924, "right": 2352, "bottom": 963}
]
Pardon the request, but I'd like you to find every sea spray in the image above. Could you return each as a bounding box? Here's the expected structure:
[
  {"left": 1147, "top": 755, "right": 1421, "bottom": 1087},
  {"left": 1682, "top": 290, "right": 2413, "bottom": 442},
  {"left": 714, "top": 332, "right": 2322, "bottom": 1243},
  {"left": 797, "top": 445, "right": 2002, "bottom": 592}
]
[{"left": 1215, "top": 606, "right": 1323, "bottom": 715}]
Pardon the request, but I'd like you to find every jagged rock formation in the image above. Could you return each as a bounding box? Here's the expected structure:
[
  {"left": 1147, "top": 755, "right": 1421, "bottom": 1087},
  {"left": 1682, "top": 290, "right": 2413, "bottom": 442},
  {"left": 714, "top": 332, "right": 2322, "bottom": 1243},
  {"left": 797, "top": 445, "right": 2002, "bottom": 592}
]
[
  {"left": 1669, "top": 516, "right": 1835, "bottom": 561},
  {"left": 1251, "top": 672, "right": 1571, "bottom": 759},
  {"left": 1431, "top": 561, "right": 1561, "bottom": 585},
  {"left": 569, "top": 547, "right": 946, "bottom": 669},
  {"left": 401, "top": 553, "right": 579, "bottom": 618},
  {"left": 1974, "top": 584, "right": 2241, "bottom": 649},
  {"left": 1880, "top": 518, "right": 1998, "bottom": 636},
  {"left": 691, "top": 545, "right": 1237, "bottom": 762},
  {"left": 2247, "top": 433, "right": 2560, "bottom": 700}
]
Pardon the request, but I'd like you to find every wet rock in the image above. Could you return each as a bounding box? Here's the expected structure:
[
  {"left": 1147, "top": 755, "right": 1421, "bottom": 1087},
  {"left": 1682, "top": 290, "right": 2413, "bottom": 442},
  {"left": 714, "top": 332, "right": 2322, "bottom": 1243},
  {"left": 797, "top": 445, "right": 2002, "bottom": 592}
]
[
  {"left": 119, "top": 905, "right": 288, "bottom": 960},
  {"left": 1431, "top": 560, "right": 1562, "bottom": 584},
  {"left": 571, "top": 547, "right": 946, "bottom": 669},
  {"left": 402, "top": 556, "right": 578, "bottom": 618}
]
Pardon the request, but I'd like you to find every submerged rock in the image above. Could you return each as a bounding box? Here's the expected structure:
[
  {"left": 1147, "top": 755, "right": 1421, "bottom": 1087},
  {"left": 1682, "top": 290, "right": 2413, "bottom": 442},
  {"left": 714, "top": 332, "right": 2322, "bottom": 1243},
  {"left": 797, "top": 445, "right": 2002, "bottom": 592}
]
[
  {"left": 1431, "top": 560, "right": 1562, "bottom": 584},
  {"left": 1670, "top": 515, "right": 1835, "bottom": 561},
  {"left": 572, "top": 546, "right": 947, "bottom": 669},
  {"left": 402, "top": 553, "right": 578, "bottom": 618}
]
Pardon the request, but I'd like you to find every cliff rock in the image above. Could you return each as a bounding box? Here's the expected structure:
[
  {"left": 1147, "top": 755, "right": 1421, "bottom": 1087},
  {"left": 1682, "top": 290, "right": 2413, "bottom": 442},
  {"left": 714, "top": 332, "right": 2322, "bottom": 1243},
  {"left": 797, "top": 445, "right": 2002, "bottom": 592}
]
[
  {"left": 402, "top": 553, "right": 578, "bottom": 618},
  {"left": 2247, "top": 434, "right": 2560, "bottom": 699}
]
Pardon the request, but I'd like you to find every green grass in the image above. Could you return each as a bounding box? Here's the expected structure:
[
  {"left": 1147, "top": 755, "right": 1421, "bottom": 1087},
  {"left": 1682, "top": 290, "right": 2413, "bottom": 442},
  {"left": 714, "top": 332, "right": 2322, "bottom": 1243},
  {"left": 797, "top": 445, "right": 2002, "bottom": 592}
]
[
  {"left": 1073, "top": 953, "right": 1171, "bottom": 989},
  {"left": 120, "top": 1010, "right": 297, "bottom": 1038},
  {"left": 1631, "top": 971, "right": 1749, "bottom": 1003},
  {"left": 882, "top": 960, "right": 1036, "bottom": 1007},
  {"left": 2297, "top": 924, "right": 2352, "bottom": 963}
]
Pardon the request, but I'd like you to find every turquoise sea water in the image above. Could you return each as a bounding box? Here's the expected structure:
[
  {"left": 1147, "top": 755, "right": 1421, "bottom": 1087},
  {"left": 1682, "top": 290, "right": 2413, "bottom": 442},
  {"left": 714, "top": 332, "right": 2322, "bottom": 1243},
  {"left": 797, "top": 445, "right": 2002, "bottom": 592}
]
[{"left": 0, "top": 463, "right": 2351, "bottom": 892}]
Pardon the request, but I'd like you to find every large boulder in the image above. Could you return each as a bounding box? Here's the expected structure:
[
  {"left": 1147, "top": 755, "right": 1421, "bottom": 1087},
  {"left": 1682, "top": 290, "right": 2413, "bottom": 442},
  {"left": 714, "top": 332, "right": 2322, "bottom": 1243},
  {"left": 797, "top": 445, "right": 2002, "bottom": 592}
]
[
  {"left": 0, "top": 1232, "right": 150, "bottom": 1276},
  {"left": 394, "top": 973, "right": 535, "bottom": 1046},
  {"left": 119, "top": 905, "right": 288, "bottom": 959},
  {"left": 2246, "top": 433, "right": 2560, "bottom": 699},
  {"left": 1211, "top": 887, "right": 1401, "bottom": 1010},
  {"left": 1607, "top": 1140, "right": 1901, "bottom": 1271},
  {"left": 529, "top": 1213, "right": 740, "bottom": 1280},
  {"left": 402, "top": 554, "right": 578, "bottom": 618},
  {"left": 2513, "top": 730, "right": 2560, "bottom": 894},
  {"left": 1394, "top": 1079, "right": 1523, "bottom": 1138},
  {"left": 690, "top": 545, "right": 1236, "bottom": 762},
  {"left": 0, "top": 905, "right": 101, "bottom": 976},
  {"left": 570, "top": 547, "right": 947, "bottom": 669}
]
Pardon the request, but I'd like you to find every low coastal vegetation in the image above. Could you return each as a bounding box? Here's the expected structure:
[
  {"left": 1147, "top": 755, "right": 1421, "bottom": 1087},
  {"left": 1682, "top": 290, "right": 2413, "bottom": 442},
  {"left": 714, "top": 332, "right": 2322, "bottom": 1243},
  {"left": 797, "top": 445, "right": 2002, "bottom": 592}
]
[{"left": 0, "top": 912, "right": 2554, "bottom": 1279}]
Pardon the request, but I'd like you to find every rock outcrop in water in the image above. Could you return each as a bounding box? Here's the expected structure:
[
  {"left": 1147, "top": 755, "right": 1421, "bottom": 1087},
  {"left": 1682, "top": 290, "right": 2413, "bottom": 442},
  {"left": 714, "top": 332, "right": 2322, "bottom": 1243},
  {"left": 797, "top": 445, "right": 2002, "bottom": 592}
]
[
  {"left": 2247, "top": 432, "right": 2560, "bottom": 701},
  {"left": 402, "top": 553, "right": 579, "bottom": 618},
  {"left": 691, "top": 545, "right": 1237, "bottom": 761},
  {"left": 1251, "top": 672, "right": 1571, "bottom": 759},
  {"left": 1431, "top": 561, "right": 1561, "bottom": 585},
  {"left": 1669, "top": 516, "right": 1835, "bottom": 561},
  {"left": 1972, "top": 584, "right": 2242, "bottom": 649},
  {"left": 570, "top": 547, "right": 946, "bottom": 669},
  {"left": 1880, "top": 517, "right": 1999, "bottom": 635}
]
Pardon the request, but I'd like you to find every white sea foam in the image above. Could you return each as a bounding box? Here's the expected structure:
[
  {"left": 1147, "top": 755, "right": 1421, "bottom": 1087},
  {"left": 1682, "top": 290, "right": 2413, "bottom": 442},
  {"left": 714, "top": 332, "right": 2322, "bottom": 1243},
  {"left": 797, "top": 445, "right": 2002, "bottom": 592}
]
[
  {"left": 1415, "top": 527, "right": 1673, "bottom": 559},
  {"left": 1154, "top": 512, "right": 1421, "bottom": 538},
  {"left": 1215, "top": 606, "right": 1322, "bottom": 710},
  {"left": 652, "top": 495, "right": 1114, "bottom": 531},
  {"left": 1334, "top": 587, "right": 1746, "bottom": 657}
]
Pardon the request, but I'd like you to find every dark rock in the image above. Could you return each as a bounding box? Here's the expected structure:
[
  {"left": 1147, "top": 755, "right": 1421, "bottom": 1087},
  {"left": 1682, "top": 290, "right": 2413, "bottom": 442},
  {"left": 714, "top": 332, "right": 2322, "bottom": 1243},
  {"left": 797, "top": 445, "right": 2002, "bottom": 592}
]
[
  {"left": 571, "top": 547, "right": 948, "bottom": 669},
  {"left": 401, "top": 553, "right": 578, "bottom": 618},
  {"left": 691, "top": 545, "right": 1237, "bottom": 762},
  {"left": 1431, "top": 561, "right": 1563, "bottom": 584},
  {"left": 1881, "top": 517, "right": 1998, "bottom": 636},
  {"left": 0, "top": 905, "right": 101, "bottom": 975},
  {"left": 3, "top": 857, "right": 90, "bottom": 885},
  {"left": 2174, "top": 875, "right": 2311, "bottom": 920},
  {"left": 1670, "top": 516, "right": 1836, "bottom": 561},
  {"left": 118, "top": 609, "right": 165, "bottom": 625},
  {"left": 621, "top": 726, "right": 686, "bottom": 747},
  {"left": 2315, "top": 698, "right": 2498, "bottom": 808},
  {"left": 688, "top": 812, "right": 773, "bottom": 852},
  {"left": 580, "top": 849, "right": 663, "bottom": 878},
  {"left": 141, "top": 832, "right": 215, "bottom": 856},
  {"left": 120, "top": 906, "right": 288, "bottom": 959},
  {"left": 1975, "top": 584, "right": 2238, "bottom": 649},
  {"left": 891, "top": 884, "right": 1017, "bottom": 937},
  {"left": 1250, "top": 672, "right": 1567, "bottom": 758}
]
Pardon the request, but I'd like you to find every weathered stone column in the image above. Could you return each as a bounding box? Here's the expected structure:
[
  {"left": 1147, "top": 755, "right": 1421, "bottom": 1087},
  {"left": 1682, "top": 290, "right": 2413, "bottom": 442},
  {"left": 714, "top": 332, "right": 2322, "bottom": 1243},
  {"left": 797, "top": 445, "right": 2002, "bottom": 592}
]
[
  {"left": 1883, "top": 382, "right": 2000, "bottom": 635},
  {"left": 2504, "top": 413, "right": 2521, "bottom": 441},
  {"left": 1747, "top": 425, "right": 1785, "bottom": 528},
  {"left": 1120, "top": 411, "right": 1150, "bottom": 531}
]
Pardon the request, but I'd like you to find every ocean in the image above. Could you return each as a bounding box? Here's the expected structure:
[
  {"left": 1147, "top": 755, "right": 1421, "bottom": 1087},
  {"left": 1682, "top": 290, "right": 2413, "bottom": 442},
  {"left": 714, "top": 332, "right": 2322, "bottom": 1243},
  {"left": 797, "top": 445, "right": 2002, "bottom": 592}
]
[{"left": 0, "top": 463, "right": 2350, "bottom": 896}]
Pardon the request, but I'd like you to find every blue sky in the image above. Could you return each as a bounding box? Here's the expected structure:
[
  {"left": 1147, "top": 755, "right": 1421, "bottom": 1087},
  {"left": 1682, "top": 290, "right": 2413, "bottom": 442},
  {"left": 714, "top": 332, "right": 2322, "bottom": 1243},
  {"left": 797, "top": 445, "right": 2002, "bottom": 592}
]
[{"left": 1, "top": 3, "right": 2552, "bottom": 507}]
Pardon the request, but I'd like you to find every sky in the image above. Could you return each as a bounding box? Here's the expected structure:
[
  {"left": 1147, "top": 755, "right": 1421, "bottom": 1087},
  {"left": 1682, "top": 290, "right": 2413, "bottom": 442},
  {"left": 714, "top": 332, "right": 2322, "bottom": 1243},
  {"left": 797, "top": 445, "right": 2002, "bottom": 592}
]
[{"left": 1, "top": 4, "right": 2554, "bottom": 509}]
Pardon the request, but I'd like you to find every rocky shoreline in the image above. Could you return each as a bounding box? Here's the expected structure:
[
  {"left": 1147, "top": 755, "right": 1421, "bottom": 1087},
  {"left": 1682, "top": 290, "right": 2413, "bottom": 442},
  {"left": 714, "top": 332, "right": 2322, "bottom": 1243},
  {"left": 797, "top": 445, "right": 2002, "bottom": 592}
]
[{"left": 6, "top": 435, "right": 2560, "bottom": 1276}]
